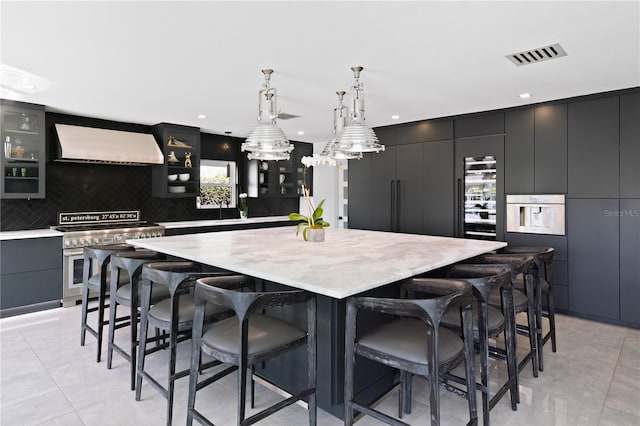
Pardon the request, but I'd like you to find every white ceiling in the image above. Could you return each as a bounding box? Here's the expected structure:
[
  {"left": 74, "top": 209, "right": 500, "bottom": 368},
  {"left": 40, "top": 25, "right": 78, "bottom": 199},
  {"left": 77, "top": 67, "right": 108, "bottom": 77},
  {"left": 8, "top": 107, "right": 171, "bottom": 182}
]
[{"left": 1, "top": 1, "right": 639, "bottom": 144}]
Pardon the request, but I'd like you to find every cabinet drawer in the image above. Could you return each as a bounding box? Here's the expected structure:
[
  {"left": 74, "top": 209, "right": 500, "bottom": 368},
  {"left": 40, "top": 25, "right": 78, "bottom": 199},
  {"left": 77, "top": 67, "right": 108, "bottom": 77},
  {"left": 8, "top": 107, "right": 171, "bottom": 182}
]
[
  {"left": 1, "top": 237, "right": 62, "bottom": 274},
  {"left": 1, "top": 268, "right": 62, "bottom": 309}
]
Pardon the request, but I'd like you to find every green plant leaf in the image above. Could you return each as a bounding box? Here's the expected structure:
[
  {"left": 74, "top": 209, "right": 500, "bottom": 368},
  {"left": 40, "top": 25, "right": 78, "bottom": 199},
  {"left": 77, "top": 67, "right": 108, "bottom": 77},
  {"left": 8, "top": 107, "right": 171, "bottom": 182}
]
[
  {"left": 313, "top": 207, "right": 323, "bottom": 221},
  {"left": 289, "top": 212, "right": 308, "bottom": 222},
  {"left": 295, "top": 222, "right": 306, "bottom": 236},
  {"left": 302, "top": 227, "right": 309, "bottom": 241}
]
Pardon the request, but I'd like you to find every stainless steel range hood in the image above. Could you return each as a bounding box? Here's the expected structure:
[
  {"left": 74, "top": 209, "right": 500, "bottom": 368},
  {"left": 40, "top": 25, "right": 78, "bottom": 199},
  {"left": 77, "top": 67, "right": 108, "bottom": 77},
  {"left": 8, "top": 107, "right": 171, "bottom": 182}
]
[{"left": 54, "top": 124, "right": 164, "bottom": 165}]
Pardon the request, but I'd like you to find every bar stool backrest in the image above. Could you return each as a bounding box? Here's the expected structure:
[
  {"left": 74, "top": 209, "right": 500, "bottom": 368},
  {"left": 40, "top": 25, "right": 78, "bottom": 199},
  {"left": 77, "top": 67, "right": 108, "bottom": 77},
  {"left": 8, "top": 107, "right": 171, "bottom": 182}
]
[
  {"left": 84, "top": 244, "right": 134, "bottom": 279},
  {"left": 140, "top": 261, "right": 202, "bottom": 296},
  {"left": 195, "top": 275, "right": 314, "bottom": 321},
  {"left": 111, "top": 250, "right": 166, "bottom": 282},
  {"left": 445, "top": 264, "right": 512, "bottom": 302}
]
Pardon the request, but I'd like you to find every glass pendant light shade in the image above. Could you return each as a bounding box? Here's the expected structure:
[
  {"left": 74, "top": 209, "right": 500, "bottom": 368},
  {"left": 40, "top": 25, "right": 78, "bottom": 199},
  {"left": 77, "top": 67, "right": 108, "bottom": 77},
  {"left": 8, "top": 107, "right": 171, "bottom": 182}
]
[
  {"left": 321, "top": 91, "right": 363, "bottom": 160},
  {"left": 242, "top": 69, "right": 293, "bottom": 161},
  {"left": 335, "top": 66, "right": 385, "bottom": 153}
]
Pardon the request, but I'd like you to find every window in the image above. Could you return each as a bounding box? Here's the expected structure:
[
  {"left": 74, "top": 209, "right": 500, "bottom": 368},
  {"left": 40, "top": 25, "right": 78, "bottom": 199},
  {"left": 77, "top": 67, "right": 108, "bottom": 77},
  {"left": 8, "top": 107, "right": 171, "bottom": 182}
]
[{"left": 198, "top": 160, "right": 237, "bottom": 209}]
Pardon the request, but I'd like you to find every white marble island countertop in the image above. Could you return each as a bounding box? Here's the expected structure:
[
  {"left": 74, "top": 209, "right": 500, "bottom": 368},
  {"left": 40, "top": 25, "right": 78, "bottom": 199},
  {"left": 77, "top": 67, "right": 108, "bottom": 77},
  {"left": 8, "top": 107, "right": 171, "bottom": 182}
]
[{"left": 128, "top": 227, "right": 506, "bottom": 299}]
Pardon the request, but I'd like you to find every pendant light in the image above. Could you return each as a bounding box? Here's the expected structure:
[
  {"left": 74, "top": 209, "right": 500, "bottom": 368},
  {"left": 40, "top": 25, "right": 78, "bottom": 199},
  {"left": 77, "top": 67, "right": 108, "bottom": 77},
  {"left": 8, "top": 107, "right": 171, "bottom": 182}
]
[
  {"left": 321, "top": 91, "right": 363, "bottom": 160},
  {"left": 242, "top": 69, "right": 294, "bottom": 161},
  {"left": 335, "top": 66, "right": 385, "bottom": 153}
]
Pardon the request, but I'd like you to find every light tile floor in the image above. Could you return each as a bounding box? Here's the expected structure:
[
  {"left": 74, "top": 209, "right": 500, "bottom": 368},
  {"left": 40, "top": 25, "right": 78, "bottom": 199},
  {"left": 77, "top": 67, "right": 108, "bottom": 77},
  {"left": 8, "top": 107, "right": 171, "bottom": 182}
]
[{"left": 1, "top": 305, "right": 639, "bottom": 425}]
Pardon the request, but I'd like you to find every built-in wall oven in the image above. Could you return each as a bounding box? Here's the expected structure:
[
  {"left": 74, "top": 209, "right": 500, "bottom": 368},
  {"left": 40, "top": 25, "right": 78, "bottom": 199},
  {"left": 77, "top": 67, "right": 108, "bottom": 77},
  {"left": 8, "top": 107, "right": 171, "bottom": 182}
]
[{"left": 54, "top": 211, "right": 165, "bottom": 307}]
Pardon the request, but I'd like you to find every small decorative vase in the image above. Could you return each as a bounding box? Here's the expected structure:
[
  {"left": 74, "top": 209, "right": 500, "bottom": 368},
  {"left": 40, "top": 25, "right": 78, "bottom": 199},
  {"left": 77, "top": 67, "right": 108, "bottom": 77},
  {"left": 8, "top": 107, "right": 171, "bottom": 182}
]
[
  {"left": 239, "top": 209, "right": 248, "bottom": 219},
  {"left": 307, "top": 227, "right": 325, "bottom": 242}
]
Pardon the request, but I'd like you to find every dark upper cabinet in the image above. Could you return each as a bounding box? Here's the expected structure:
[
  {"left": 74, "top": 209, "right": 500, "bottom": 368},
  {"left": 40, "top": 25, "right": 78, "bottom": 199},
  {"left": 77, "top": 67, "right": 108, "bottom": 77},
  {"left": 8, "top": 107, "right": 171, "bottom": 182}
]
[
  {"left": 370, "top": 147, "right": 396, "bottom": 232},
  {"left": 375, "top": 120, "right": 453, "bottom": 146},
  {"left": 151, "top": 123, "right": 201, "bottom": 198},
  {"left": 568, "top": 97, "right": 619, "bottom": 198},
  {"left": 620, "top": 199, "right": 640, "bottom": 324},
  {"left": 347, "top": 154, "right": 372, "bottom": 230},
  {"left": 620, "top": 93, "right": 640, "bottom": 198},
  {"left": 505, "top": 109, "right": 535, "bottom": 194},
  {"left": 396, "top": 143, "right": 424, "bottom": 234},
  {"left": 1, "top": 100, "right": 46, "bottom": 199},
  {"left": 423, "top": 140, "right": 454, "bottom": 236},
  {"left": 567, "top": 198, "right": 620, "bottom": 321},
  {"left": 454, "top": 112, "right": 505, "bottom": 139},
  {"left": 535, "top": 104, "right": 568, "bottom": 194}
]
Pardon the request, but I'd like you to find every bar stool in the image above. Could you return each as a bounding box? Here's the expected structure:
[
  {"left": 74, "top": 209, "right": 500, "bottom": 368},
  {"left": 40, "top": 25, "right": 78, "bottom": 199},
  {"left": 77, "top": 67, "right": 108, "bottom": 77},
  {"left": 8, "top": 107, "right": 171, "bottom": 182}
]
[
  {"left": 187, "top": 275, "right": 317, "bottom": 426},
  {"left": 80, "top": 243, "right": 134, "bottom": 363},
  {"left": 135, "top": 261, "right": 233, "bottom": 426},
  {"left": 471, "top": 253, "right": 539, "bottom": 379},
  {"left": 106, "top": 250, "right": 168, "bottom": 390},
  {"left": 344, "top": 278, "right": 478, "bottom": 426},
  {"left": 499, "top": 247, "right": 556, "bottom": 371},
  {"left": 440, "top": 264, "right": 518, "bottom": 425}
]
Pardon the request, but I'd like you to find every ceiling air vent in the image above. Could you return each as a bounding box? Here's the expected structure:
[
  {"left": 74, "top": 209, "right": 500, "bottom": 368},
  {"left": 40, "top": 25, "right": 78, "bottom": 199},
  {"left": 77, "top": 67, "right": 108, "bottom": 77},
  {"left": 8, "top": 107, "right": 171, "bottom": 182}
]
[{"left": 506, "top": 43, "right": 567, "bottom": 66}]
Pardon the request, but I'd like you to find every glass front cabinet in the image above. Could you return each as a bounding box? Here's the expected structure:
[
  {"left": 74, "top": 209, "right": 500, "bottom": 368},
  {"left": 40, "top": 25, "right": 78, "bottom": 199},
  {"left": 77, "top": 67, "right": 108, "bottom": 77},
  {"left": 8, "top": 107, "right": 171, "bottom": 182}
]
[{"left": 1, "top": 100, "right": 46, "bottom": 199}]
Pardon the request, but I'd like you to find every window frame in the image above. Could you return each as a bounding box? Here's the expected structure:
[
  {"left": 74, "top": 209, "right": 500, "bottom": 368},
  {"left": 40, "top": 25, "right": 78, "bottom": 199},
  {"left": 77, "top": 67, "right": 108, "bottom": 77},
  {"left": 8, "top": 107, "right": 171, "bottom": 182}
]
[{"left": 197, "top": 159, "right": 237, "bottom": 209}]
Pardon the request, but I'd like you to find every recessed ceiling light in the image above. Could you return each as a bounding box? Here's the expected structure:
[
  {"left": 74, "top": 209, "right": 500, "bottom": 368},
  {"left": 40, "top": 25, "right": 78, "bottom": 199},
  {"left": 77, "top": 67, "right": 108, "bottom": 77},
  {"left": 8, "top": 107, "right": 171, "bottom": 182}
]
[
  {"left": 391, "top": 115, "right": 400, "bottom": 120},
  {"left": 297, "top": 131, "right": 305, "bottom": 135},
  {"left": 197, "top": 114, "right": 206, "bottom": 119},
  {"left": 519, "top": 93, "right": 531, "bottom": 99}
]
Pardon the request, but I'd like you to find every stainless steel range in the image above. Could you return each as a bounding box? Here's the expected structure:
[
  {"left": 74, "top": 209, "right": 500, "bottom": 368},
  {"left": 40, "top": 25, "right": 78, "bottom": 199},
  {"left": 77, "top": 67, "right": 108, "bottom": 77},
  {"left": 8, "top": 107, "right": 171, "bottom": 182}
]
[{"left": 53, "top": 210, "right": 165, "bottom": 307}]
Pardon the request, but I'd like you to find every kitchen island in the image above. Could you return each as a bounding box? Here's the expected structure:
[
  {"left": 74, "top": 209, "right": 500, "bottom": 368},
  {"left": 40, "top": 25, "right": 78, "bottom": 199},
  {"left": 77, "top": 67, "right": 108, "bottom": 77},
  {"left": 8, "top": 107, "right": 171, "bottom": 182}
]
[{"left": 128, "top": 227, "right": 506, "bottom": 418}]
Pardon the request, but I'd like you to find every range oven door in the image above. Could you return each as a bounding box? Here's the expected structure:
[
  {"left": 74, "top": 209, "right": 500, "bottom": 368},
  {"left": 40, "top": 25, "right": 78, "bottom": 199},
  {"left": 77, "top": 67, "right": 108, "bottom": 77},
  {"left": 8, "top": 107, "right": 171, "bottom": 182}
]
[{"left": 62, "top": 249, "right": 97, "bottom": 307}]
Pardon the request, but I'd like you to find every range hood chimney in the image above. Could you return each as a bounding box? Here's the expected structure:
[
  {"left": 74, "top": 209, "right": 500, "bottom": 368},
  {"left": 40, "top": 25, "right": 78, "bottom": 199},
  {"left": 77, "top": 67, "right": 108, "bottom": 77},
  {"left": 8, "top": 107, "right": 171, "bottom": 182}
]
[{"left": 54, "top": 124, "right": 164, "bottom": 165}]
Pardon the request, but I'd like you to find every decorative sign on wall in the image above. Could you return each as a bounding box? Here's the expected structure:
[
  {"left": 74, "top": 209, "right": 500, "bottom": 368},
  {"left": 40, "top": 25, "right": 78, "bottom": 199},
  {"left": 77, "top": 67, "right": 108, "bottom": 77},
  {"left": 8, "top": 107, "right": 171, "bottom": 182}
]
[{"left": 58, "top": 210, "right": 140, "bottom": 225}]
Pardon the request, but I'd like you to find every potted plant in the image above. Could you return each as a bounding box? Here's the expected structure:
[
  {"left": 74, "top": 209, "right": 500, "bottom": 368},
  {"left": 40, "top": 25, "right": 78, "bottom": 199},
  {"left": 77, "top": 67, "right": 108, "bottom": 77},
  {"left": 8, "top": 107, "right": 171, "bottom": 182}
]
[{"left": 288, "top": 155, "right": 336, "bottom": 241}]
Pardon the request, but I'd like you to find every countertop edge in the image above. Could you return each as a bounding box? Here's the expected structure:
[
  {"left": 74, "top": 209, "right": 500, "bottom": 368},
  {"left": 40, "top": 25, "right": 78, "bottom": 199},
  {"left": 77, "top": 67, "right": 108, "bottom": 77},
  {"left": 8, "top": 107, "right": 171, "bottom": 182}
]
[
  {"left": 0, "top": 229, "right": 63, "bottom": 240},
  {"left": 158, "top": 216, "right": 291, "bottom": 229}
]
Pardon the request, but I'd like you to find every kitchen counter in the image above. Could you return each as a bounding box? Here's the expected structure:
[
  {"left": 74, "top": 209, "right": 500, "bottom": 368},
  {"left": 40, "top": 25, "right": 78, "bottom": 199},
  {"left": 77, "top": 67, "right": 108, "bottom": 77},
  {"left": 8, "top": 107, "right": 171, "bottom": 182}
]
[
  {"left": 128, "top": 227, "right": 506, "bottom": 299},
  {"left": 0, "top": 229, "right": 62, "bottom": 241}
]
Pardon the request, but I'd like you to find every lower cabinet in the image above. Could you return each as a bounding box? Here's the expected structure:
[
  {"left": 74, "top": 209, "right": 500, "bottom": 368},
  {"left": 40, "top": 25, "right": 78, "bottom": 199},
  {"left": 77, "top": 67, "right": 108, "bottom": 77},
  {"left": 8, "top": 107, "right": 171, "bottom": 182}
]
[
  {"left": 620, "top": 199, "right": 640, "bottom": 323},
  {"left": 505, "top": 232, "right": 568, "bottom": 311},
  {"left": 0, "top": 236, "right": 62, "bottom": 317},
  {"left": 567, "top": 199, "right": 620, "bottom": 321}
]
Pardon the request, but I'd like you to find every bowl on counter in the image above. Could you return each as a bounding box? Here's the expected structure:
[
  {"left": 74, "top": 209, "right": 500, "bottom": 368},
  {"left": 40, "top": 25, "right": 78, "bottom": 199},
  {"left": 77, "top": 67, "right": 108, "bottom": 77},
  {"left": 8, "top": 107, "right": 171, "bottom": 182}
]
[
  {"left": 178, "top": 173, "right": 190, "bottom": 182},
  {"left": 168, "top": 186, "right": 186, "bottom": 193},
  {"left": 168, "top": 174, "right": 178, "bottom": 181}
]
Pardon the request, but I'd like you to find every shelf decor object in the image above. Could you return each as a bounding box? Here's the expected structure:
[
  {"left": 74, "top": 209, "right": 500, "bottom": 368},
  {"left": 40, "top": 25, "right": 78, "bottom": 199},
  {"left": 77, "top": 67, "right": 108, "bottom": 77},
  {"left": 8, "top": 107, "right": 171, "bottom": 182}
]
[
  {"left": 334, "top": 66, "right": 385, "bottom": 153},
  {"left": 321, "top": 91, "right": 363, "bottom": 160},
  {"left": 242, "top": 69, "right": 294, "bottom": 161}
]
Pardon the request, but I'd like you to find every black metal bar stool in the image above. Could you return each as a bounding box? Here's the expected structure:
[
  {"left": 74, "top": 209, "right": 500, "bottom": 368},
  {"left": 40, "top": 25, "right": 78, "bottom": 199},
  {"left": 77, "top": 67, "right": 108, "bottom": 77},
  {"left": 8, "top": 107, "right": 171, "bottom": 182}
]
[
  {"left": 80, "top": 243, "right": 134, "bottom": 363},
  {"left": 439, "top": 264, "right": 519, "bottom": 425},
  {"left": 135, "top": 261, "right": 233, "bottom": 426},
  {"left": 187, "top": 275, "right": 317, "bottom": 426},
  {"left": 106, "top": 250, "right": 168, "bottom": 390},
  {"left": 471, "top": 253, "right": 539, "bottom": 380},
  {"left": 498, "top": 247, "right": 556, "bottom": 371},
  {"left": 344, "top": 278, "right": 477, "bottom": 426}
]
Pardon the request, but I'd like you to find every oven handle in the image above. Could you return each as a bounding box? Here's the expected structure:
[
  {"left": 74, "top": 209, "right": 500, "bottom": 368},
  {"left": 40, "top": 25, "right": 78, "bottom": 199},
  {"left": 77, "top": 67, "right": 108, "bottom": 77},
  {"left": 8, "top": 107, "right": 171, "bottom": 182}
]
[{"left": 63, "top": 248, "right": 85, "bottom": 257}]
